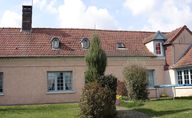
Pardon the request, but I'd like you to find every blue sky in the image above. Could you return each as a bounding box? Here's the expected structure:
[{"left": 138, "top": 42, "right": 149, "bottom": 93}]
[{"left": 0, "top": 0, "right": 192, "bottom": 31}]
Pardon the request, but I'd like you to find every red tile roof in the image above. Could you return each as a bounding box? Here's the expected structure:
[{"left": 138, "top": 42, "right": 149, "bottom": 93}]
[
  {"left": 164, "top": 26, "right": 186, "bottom": 45},
  {"left": 0, "top": 28, "right": 155, "bottom": 57},
  {"left": 172, "top": 46, "right": 192, "bottom": 68},
  {"left": 143, "top": 25, "right": 190, "bottom": 45}
]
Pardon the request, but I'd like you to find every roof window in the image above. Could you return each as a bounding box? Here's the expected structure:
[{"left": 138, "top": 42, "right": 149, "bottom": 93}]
[
  {"left": 80, "top": 37, "right": 90, "bottom": 49},
  {"left": 51, "top": 37, "right": 60, "bottom": 49},
  {"left": 116, "top": 42, "right": 125, "bottom": 48}
]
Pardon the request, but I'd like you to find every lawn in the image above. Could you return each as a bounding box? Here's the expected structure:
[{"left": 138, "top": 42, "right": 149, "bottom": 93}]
[
  {"left": 128, "top": 97, "right": 192, "bottom": 118},
  {"left": 0, "top": 103, "right": 79, "bottom": 118},
  {"left": 0, "top": 98, "right": 192, "bottom": 118}
]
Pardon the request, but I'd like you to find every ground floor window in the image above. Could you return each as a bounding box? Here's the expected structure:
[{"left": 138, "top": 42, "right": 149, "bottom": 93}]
[
  {"left": 147, "top": 70, "right": 155, "bottom": 87},
  {"left": 0, "top": 72, "right": 3, "bottom": 94},
  {"left": 47, "top": 71, "right": 72, "bottom": 92},
  {"left": 177, "top": 69, "right": 192, "bottom": 85}
]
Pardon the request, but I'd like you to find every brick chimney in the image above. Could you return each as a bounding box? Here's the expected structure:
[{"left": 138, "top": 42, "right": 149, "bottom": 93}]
[{"left": 22, "top": 5, "right": 32, "bottom": 32}]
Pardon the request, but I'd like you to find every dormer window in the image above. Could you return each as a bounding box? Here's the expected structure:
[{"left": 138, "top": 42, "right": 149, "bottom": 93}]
[
  {"left": 144, "top": 31, "right": 166, "bottom": 57},
  {"left": 116, "top": 42, "right": 125, "bottom": 49},
  {"left": 51, "top": 37, "right": 60, "bottom": 49},
  {"left": 80, "top": 38, "right": 90, "bottom": 49},
  {"left": 154, "top": 42, "right": 164, "bottom": 56},
  {"left": 155, "top": 42, "right": 161, "bottom": 54}
]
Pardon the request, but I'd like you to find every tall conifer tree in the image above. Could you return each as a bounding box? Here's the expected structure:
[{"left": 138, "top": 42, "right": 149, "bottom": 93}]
[{"left": 85, "top": 34, "right": 107, "bottom": 83}]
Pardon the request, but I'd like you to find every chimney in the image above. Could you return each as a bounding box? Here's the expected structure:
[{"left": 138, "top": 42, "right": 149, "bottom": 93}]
[{"left": 22, "top": 5, "right": 32, "bottom": 32}]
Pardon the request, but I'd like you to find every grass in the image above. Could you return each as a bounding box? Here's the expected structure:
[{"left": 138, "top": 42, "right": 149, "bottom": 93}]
[
  {"left": 0, "top": 97, "right": 192, "bottom": 118},
  {"left": 0, "top": 103, "right": 79, "bottom": 118},
  {"left": 120, "top": 97, "right": 192, "bottom": 118}
]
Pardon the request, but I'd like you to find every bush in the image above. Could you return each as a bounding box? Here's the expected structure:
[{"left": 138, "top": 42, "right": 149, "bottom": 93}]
[
  {"left": 123, "top": 65, "right": 149, "bottom": 100},
  {"left": 117, "top": 80, "right": 127, "bottom": 96},
  {"left": 79, "top": 82, "right": 117, "bottom": 118},
  {"left": 98, "top": 75, "right": 117, "bottom": 100}
]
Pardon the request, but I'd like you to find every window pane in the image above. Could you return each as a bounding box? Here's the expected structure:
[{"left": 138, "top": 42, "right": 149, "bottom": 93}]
[
  {"left": 47, "top": 72, "right": 72, "bottom": 92},
  {"left": 0, "top": 73, "right": 3, "bottom": 93},
  {"left": 64, "top": 72, "right": 72, "bottom": 90},
  {"left": 190, "top": 70, "right": 192, "bottom": 84},
  {"left": 47, "top": 73, "right": 57, "bottom": 91},
  {"left": 177, "top": 71, "right": 183, "bottom": 85},
  {"left": 57, "top": 73, "right": 64, "bottom": 91},
  {"left": 155, "top": 43, "right": 161, "bottom": 54},
  {"left": 147, "top": 70, "right": 154, "bottom": 87},
  {"left": 184, "top": 70, "right": 189, "bottom": 84}
]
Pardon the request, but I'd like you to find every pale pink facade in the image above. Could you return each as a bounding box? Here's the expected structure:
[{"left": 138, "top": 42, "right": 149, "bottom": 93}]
[{"left": 0, "top": 57, "right": 165, "bottom": 105}]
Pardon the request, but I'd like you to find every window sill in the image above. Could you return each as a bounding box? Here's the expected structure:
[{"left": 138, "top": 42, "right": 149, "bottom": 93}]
[
  {"left": 148, "top": 87, "right": 156, "bottom": 90},
  {"left": 46, "top": 90, "right": 76, "bottom": 94},
  {"left": 175, "top": 86, "right": 192, "bottom": 89},
  {"left": 0, "top": 93, "right": 4, "bottom": 96}
]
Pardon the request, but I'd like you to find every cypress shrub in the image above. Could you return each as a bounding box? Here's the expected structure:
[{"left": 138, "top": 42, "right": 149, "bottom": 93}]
[
  {"left": 80, "top": 34, "right": 117, "bottom": 118},
  {"left": 85, "top": 34, "right": 107, "bottom": 83},
  {"left": 98, "top": 75, "right": 117, "bottom": 102},
  {"left": 123, "top": 65, "right": 149, "bottom": 100},
  {"left": 80, "top": 82, "right": 117, "bottom": 118}
]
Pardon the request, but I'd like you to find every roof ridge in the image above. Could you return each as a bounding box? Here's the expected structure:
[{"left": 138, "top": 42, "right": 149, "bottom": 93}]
[
  {"left": 164, "top": 25, "right": 189, "bottom": 45},
  {"left": 0, "top": 27, "right": 156, "bottom": 33}
]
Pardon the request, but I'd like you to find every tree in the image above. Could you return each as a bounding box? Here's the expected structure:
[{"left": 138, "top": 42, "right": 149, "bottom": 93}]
[
  {"left": 85, "top": 34, "right": 107, "bottom": 83},
  {"left": 123, "top": 65, "right": 149, "bottom": 100},
  {"left": 80, "top": 34, "right": 117, "bottom": 118}
]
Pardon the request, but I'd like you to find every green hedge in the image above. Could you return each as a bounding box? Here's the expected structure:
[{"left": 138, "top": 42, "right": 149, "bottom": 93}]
[{"left": 123, "top": 65, "right": 149, "bottom": 100}]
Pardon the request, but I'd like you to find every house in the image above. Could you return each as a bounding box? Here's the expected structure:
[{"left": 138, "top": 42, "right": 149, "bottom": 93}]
[{"left": 0, "top": 5, "right": 192, "bottom": 105}]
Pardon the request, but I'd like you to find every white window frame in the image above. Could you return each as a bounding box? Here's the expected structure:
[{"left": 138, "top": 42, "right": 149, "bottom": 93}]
[
  {"left": 0, "top": 72, "right": 3, "bottom": 95},
  {"left": 154, "top": 42, "right": 164, "bottom": 56},
  {"left": 177, "top": 69, "right": 192, "bottom": 85},
  {"left": 147, "top": 70, "right": 155, "bottom": 88},
  {"left": 47, "top": 71, "right": 73, "bottom": 93}
]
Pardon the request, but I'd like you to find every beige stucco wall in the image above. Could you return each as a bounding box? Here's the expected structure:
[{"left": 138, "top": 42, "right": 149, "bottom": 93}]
[
  {"left": 175, "top": 86, "right": 192, "bottom": 97},
  {"left": 165, "top": 69, "right": 192, "bottom": 97},
  {"left": 0, "top": 56, "right": 165, "bottom": 105}
]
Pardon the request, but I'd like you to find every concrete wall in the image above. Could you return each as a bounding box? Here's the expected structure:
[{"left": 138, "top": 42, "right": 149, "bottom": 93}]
[{"left": 0, "top": 56, "right": 165, "bottom": 105}]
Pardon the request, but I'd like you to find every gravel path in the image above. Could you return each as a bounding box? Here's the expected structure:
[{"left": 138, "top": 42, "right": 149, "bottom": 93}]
[{"left": 116, "top": 106, "right": 150, "bottom": 118}]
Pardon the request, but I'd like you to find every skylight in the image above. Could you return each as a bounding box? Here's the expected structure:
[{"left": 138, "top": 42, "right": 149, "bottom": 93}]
[
  {"left": 51, "top": 37, "right": 60, "bottom": 49},
  {"left": 80, "top": 37, "right": 90, "bottom": 49},
  {"left": 116, "top": 42, "right": 125, "bottom": 48}
]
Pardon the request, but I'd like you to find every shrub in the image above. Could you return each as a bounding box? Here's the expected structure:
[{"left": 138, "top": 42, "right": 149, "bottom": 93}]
[
  {"left": 97, "top": 75, "right": 117, "bottom": 101},
  {"left": 85, "top": 34, "right": 107, "bottom": 83},
  {"left": 79, "top": 82, "right": 117, "bottom": 118},
  {"left": 117, "top": 80, "right": 127, "bottom": 96},
  {"left": 123, "top": 65, "right": 149, "bottom": 100}
]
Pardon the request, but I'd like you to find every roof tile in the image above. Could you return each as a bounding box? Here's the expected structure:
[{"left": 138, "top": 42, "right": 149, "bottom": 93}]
[{"left": 0, "top": 28, "right": 155, "bottom": 57}]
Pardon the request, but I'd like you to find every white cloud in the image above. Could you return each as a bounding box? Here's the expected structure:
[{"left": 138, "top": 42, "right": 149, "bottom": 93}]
[
  {"left": 33, "top": 0, "right": 57, "bottom": 14},
  {"left": 0, "top": 10, "right": 21, "bottom": 27},
  {"left": 124, "top": 0, "right": 155, "bottom": 15},
  {"left": 124, "top": 0, "right": 192, "bottom": 31},
  {"left": 58, "top": 0, "right": 118, "bottom": 29}
]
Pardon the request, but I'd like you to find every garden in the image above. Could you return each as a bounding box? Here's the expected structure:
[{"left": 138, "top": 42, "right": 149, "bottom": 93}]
[{"left": 0, "top": 98, "right": 192, "bottom": 118}]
